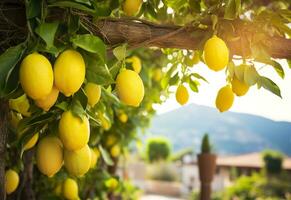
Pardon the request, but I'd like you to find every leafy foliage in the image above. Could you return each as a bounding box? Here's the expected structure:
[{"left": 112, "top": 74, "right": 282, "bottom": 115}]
[
  {"left": 145, "top": 137, "right": 172, "bottom": 163},
  {"left": 262, "top": 150, "right": 284, "bottom": 174},
  {"left": 201, "top": 133, "right": 212, "bottom": 154}
]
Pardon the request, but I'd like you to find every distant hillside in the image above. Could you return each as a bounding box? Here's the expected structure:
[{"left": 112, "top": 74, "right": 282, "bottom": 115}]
[{"left": 147, "top": 104, "right": 291, "bottom": 155}]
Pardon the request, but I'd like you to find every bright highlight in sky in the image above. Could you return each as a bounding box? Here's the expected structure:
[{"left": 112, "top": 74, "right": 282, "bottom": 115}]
[{"left": 154, "top": 60, "right": 291, "bottom": 122}]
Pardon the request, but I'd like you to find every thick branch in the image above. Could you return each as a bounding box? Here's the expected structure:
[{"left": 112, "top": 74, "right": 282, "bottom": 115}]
[{"left": 93, "top": 18, "right": 291, "bottom": 59}]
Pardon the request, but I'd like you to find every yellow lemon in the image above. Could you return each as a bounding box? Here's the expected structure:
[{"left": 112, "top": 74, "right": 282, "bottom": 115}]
[
  {"left": 36, "top": 136, "right": 63, "bottom": 177},
  {"left": 127, "top": 56, "right": 142, "bottom": 73},
  {"left": 59, "top": 111, "right": 90, "bottom": 151},
  {"left": 63, "top": 178, "right": 78, "bottom": 200},
  {"left": 10, "top": 111, "right": 22, "bottom": 129},
  {"left": 215, "top": 85, "right": 234, "bottom": 112},
  {"left": 23, "top": 133, "right": 39, "bottom": 151},
  {"left": 35, "top": 86, "right": 59, "bottom": 111},
  {"left": 98, "top": 112, "right": 111, "bottom": 131},
  {"left": 153, "top": 68, "right": 162, "bottom": 82},
  {"left": 204, "top": 35, "right": 229, "bottom": 71},
  {"left": 5, "top": 169, "right": 19, "bottom": 194},
  {"left": 20, "top": 53, "right": 54, "bottom": 100},
  {"left": 54, "top": 50, "right": 85, "bottom": 97},
  {"left": 116, "top": 70, "right": 144, "bottom": 107},
  {"left": 90, "top": 148, "right": 98, "bottom": 168},
  {"left": 93, "top": 147, "right": 100, "bottom": 160},
  {"left": 105, "top": 178, "right": 119, "bottom": 190},
  {"left": 84, "top": 82, "right": 101, "bottom": 107},
  {"left": 123, "top": 0, "right": 143, "bottom": 16},
  {"left": 54, "top": 182, "right": 63, "bottom": 196},
  {"left": 110, "top": 145, "right": 121, "bottom": 158},
  {"left": 106, "top": 135, "right": 117, "bottom": 147},
  {"left": 118, "top": 113, "right": 128, "bottom": 123},
  {"left": 9, "top": 94, "right": 30, "bottom": 117},
  {"left": 176, "top": 85, "right": 189, "bottom": 105},
  {"left": 231, "top": 76, "right": 249, "bottom": 96},
  {"left": 64, "top": 145, "right": 91, "bottom": 177}
]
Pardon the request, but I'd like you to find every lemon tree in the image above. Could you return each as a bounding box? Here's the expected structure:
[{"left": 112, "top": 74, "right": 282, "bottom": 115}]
[{"left": 0, "top": 0, "right": 290, "bottom": 199}]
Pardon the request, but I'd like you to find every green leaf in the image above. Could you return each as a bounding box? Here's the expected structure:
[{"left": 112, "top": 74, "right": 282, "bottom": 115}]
[
  {"left": 0, "top": 43, "right": 26, "bottom": 97},
  {"left": 35, "top": 22, "right": 59, "bottom": 48},
  {"left": 169, "top": 72, "right": 179, "bottom": 85},
  {"left": 258, "top": 76, "right": 281, "bottom": 98},
  {"left": 26, "top": 0, "right": 41, "bottom": 19},
  {"left": 113, "top": 45, "right": 127, "bottom": 61},
  {"left": 70, "top": 98, "right": 86, "bottom": 119},
  {"left": 84, "top": 53, "right": 114, "bottom": 85},
  {"left": 55, "top": 101, "right": 68, "bottom": 111},
  {"left": 191, "top": 73, "right": 208, "bottom": 83},
  {"left": 68, "top": 15, "right": 80, "bottom": 34},
  {"left": 98, "top": 145, "right": 113, "bottom": 166},
  {"left": 189, "top": 79, "right": 199, "bottom": 93},
  {"left": 244, "top": 65, "right": 259, "bottom": 86},
  {"left": 74, "top": 88, "right": 88, "bottom": 110},
  {"left": 71, "top": 34, "right": 106, "bottom": 62},
  {"left": 224, "top": 0, "right": 241, "bottom": 20},
  {"left": 48, "top": 1, "right": 96, "bottom": 15}
]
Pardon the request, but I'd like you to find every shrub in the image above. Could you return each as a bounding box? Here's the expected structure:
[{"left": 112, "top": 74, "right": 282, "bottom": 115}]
[
  {"left": 147, "top": 162, "right": 178, "bottom": 182},
  {"left": 262, "top": 150, "right": 283, "bottom": 174},
  {"left": 145, "top": 137, "right": 171, "bottom": 163}
]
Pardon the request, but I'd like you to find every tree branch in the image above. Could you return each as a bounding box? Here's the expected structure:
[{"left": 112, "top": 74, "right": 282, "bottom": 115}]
[{"left": 91, "top": 18, "right": 291, "bottom": 59}]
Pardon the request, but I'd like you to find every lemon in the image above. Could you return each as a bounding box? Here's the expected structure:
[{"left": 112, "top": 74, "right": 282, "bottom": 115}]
[
  {"left": 105, "top": 178, "right": 119, "bottom": 190},
  {"left": 64, "top": 145, "right": 91, "bottom": 177},
  {"left": 23, "top": 133, "right": 39, "bottom": 151},
  {"left": 35, "top": 86, "right": 59, "bottom": 111},
  {"left": 54, "top": 50, "right": 85, "bottom": 97},
  {"left": 36, "top": 136, "right": 63, "bottom": 177},
  {"left": 84, "top": 82, "right": 101, "bottom": 107},
  {"left": 63, "top": 178, "right": 78, "bottom": 200},
  {"left": 93, "top": 147, "right": 100, "bottom": 159},
  {"left": 127, "top": 56, "right": 142, "bottom": 73},
  {"left": 204, "top": 35, "right": 229, "bottom": 71},
  {"left": 5, "top": 169, "right": 19, "bottom": 194},
  {"left": 54, "top": 182, "right": 63, "bottom": 196},
  {"left": 116, "top": 70, "right": 144, "bottom": 107},
  {"left": 106, "top": 135, "right": 117, "bottom": 147},
  {"left": 59, "top": 111, "right": 90, "bottom": 151},
  {"left": 123, "top": 0, "right": 143, "bottom": 16},
  {"left": 20, "top": 53, "right": 54, "bottom": 100},
  {"left": 231, "top": 76, "right": 249, "bottom": 96},
  {"left": 153, "top": 68, "right": 162, "bottom": 82},
  {"left": 176, "top": 85, "right": 189, "bottom": 105},
  {"left": 215, "top": 85, "right": 234, "bottom": 112},
  {"left": 9, "top": 94, "right": 30, "bottom": 117},
  {"left": 110, "top": 145, "right": 121, "bottom": 158},
  {"left": 10, "top": 111, "right": 22, "bottom": 129},
  {"left": 90, "top": 147, "right": 98, "bottom": 168},
  {"left": 118, "top": 113, "right": 128, "bottom": 123},
  {"left": 98, "top": 112, "right": 111, "bottom": 130}
]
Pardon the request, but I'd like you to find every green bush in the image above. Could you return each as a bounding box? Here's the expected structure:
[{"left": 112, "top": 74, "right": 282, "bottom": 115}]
[
  {"left": 262, "top": 150, "right": 283, "bottom": 174},
  {"left": 145, "top": 137, "right": 171, "bottom": 163},
  {"left": 201, "top": 133, "right": 212, "bottom": 153}
]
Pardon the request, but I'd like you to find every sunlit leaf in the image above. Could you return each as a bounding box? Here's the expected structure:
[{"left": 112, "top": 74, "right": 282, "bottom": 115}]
[
  {"left": 35, "top": 22, "right": 59, "bottom": 48},
  {"left": 258, "top": 76, "right": 281, "bottom": 98}
]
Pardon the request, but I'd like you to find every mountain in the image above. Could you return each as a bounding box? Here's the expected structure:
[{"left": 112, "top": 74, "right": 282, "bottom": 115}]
[{"left": 147, "top": 104, "right": 291, "bottom": 156}]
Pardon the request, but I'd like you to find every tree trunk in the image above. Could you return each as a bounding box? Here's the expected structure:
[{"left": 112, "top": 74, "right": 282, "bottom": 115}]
[
  {"left": 0, "top": 100, "right": 9, "bottom": 200},
  {"left": 20, "top": 150, "right": 35, "bottom": 200}
]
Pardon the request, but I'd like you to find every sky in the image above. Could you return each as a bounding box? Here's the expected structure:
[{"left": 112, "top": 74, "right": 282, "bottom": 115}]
[{"left": 154, "top": 59, "right": 291, "bottom": 122}]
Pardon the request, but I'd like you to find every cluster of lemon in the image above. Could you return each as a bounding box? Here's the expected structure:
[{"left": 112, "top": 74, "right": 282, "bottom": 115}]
[{"left": 175, "top": 35, "right": 251, "bottom": 112}]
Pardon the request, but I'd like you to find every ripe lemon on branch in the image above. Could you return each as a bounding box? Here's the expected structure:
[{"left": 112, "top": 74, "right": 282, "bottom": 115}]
[
  {"left": 84, "top": 82, "right": 101, "bottom": 107},
  {"left": 90, "top": 147, "right": 99, "bottom": 168},
  {"left": 116, "top": 69, "right": 144, "bottom": 107},
  {"left": 204, "top": 35, "right": 229, "bottom": 71},
  {"left": 35, "top": 86, "right": 59, "bottom": 111},
  {"left": 59, "top": 111, "right": 90, "bottom": 151},
  {"left": 64, "top": 145, "right": 91, "bottom": 177},
  {"left": 110, "top": 145, "right": 121, "bottom": 158},
  {"left": 126, "top": 56, "right": 142, "bottom": 73},
  {"left": 5, "top": 169, "right": 19, "bottom": 194},
  {"left": 123, "top": 0, "right": 143, "bottom": 16},
  {"left": 36, "top": 136, "right": 63, "bottom": 177},
  {"left": 215, "top": 85, "right": 234, "bottom": 112},
  {"left": 63, "top": 178, "right": 79, "bottom": 200},
  {"left": 118, "top": 112, "right": 128, "bottom": 123},
  {"left": 176, "top": 84, "right": 189, "bottom": 105},
  {"left": 20, "top": 53, "right": 54, "bottom": 100},
  {"left": 54, "top": 50, "right": 85, "bottom": 97},
  {"left": 231, "top": 76, "right": 249, "bottom": 96}
]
